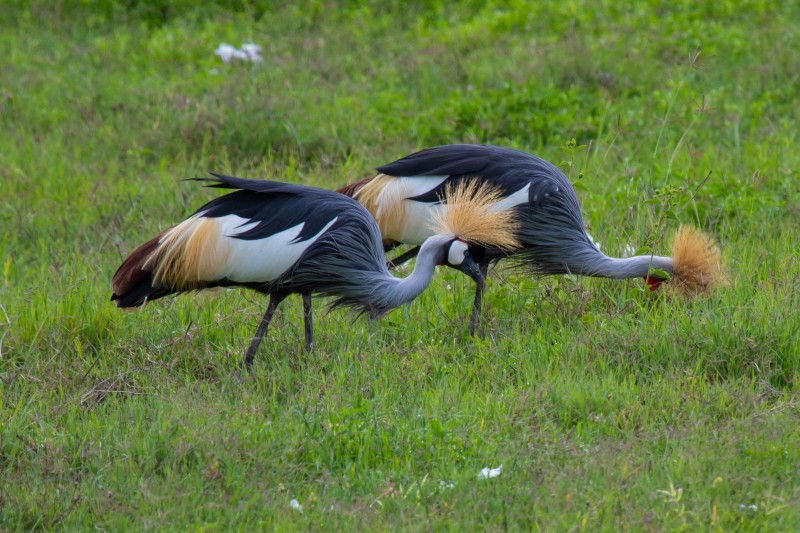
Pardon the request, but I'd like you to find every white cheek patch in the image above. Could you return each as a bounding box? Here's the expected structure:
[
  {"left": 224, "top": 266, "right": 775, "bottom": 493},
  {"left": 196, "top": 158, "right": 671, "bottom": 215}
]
[{"left": 448, "top": 240, "right": 469, "bottom": 265}]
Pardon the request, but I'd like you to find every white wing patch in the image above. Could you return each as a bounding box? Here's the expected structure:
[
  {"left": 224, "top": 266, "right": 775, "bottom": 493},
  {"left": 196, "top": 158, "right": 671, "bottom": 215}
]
[
  {"left": 487, "top": 183, "right": 530, "bottom": 212},
  {"left": 397, "top": 201, "right": 446, "bottom": 244},
  {"left": 216, "top": 215, "right": 338, "bottom": 282},
  {"left": 398, "top": 176, "right": 449, "bottom": 197}
]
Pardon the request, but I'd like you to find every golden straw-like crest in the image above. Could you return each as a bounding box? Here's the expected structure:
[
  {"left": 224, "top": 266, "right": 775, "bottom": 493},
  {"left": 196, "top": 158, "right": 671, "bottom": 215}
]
[
  {"left": 669, "top": 225, "right": 724, "bottom": 296},
  {"left": 430, "top": 181, "right": 521, "bottom": 250}
]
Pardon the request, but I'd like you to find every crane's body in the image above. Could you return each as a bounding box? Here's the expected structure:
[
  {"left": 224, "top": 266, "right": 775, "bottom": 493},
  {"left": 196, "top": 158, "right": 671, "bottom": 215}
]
[
  {"left": 340, "top": 145, "right": 717, "bottom": 331},
  {"left": 347, "top": 174, "right": 531, "bottom": 247},
  {"left": 112, "top": 173, "right": 517, "bottom": 369}
]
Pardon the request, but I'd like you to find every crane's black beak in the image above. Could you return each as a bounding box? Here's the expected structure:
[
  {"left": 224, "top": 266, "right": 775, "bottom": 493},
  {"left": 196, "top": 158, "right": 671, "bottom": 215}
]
[{"left": 453, "top": 255, "right": 485, "bottom": 288}]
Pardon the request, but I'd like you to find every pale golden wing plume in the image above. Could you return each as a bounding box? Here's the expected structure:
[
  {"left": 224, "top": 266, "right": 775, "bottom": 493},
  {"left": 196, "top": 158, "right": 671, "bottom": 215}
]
[
  {"left": 144, "top": 216, "right": 229, "bottom": 290},
  {"left": 352, "top": 173, "right": 406, "bottom": 237}
]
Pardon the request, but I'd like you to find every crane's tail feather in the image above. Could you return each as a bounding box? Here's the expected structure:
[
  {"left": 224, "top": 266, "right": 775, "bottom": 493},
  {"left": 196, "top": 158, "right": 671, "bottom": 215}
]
[
  {"left": 111, "top": 217, "right": 227, "bottom": 307},
  {"left": 668, "top": 225, "right": 724, "bottom": 296},
  {"left": 111, "top": 231, "right": 172, "bottom": 307},
  {"left": 337, "top": 176, "right": 374, "bottom": 198}
]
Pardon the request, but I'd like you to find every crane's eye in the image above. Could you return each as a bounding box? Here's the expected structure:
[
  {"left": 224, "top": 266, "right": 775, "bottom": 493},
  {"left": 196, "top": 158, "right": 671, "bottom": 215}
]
[{"left": 464, "top": 250, "right": 471, "bottom": 257}]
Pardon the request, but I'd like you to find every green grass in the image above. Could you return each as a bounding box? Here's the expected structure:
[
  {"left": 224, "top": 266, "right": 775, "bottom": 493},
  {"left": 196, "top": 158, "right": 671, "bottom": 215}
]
[{"left": 2, "top": 0, "right": 799, "bottom": 529}]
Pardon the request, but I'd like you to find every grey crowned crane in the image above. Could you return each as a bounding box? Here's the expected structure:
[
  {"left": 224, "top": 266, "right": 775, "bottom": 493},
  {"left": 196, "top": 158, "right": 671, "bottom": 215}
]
[
  {"left": 339, "top": 144, "right": 722, "bottom": 332},
  {"left": 111, "top": 173, "right": 519, "bottom": 370}
]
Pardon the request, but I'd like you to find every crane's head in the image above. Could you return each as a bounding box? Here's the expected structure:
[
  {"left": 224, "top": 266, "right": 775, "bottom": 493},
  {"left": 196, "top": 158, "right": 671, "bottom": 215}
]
[
  {"left": 424, "top": 181, "right": 522, "bottom": 285},
  {"left": 443, "top": 238, "right": 484, "bottom": 286},
  {"left": 417, "top": 234, "right": 485, "bottom": 285},
  {"left": 639, "top": 226, "right": 724, "bottom": 296}
]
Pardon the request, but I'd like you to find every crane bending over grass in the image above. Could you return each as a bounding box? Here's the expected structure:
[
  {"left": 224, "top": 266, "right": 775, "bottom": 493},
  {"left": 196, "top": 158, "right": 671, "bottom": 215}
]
[
  {"left": 111, "top": 173, "right": 519, "bottom": 370},
  {"left": 339, "top": 144, "right": 722, "bottom": 332}
]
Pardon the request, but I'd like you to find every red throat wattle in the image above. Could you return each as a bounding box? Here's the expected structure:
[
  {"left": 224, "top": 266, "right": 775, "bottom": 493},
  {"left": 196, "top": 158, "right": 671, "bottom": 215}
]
[{"left": 643, "top": 276, "right": 664, "bottom": 291}]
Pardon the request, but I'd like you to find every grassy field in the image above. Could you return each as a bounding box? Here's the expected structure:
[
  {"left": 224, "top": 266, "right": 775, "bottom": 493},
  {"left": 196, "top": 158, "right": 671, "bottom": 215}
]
[{"left": 2, "top": 0, "right": 799, "bottom": 529}]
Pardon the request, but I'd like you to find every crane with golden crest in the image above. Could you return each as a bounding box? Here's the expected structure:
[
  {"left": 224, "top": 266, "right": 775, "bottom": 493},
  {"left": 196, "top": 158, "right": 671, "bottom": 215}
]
[
  {"left": 339, "top": 144, "right": 723, "bottom": 332},
  {"left": 111, "top": 173, "right": 519, "bottom": 370}
]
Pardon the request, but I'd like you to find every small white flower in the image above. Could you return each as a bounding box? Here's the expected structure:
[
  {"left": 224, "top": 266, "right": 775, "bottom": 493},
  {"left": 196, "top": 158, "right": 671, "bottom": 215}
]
[
  {"left": 215, "top": 43, "right": 237, "bottom": 63},
  {"left": 446, "top": 284, "right": 452, "bottom": 290},
  {"left": 738, "top": 503, "right": 758, "bottom": 511},
  {"left": 290, "top": 499, "right": 303, "bottom": 512},
  {"left": 215, "top": 43, "right": 264, "bottom": 63},
  {"left": 623, "top": 244, "right": 636, "bottom": 258},
  {"left": 241, "top": 43, "right": 264, "bottom": 62},
  {"left": 478, "top": 465, "right": 502, "bottom": 479},
  {"left": 439, "top": 481, "right": 455, "bottom": 489}
]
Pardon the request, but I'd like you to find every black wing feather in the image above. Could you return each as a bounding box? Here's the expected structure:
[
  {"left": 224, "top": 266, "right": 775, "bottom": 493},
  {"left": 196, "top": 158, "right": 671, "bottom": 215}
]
[
  {"left": 376, "top": 144, "right": 536, "bottom": 177},
  {"left": 192, "top": 173, "right": 363, "bottom": 242},
  {"left": 376, "top": 144, "right": 574, "bottom": 203}
]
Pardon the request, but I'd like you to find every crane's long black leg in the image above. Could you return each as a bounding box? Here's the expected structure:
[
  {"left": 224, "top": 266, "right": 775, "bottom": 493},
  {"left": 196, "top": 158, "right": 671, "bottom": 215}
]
[
  {"left": 386, "top": 246, "right": 421, "bottom": 269},
  {"left": 468, "top": 263, "right": 490, "bottom": 336},
  {"left": 302, "top": 293, "right": 313, "bottom": 352},
  {"left": 242, "top": 294, "right": 285, "bottom": 373}
]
